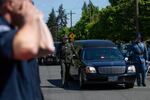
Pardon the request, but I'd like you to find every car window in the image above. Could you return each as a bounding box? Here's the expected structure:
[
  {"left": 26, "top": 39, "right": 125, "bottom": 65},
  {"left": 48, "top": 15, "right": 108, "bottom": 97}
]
[{"left": 83, "top": 47, "right": 124, "bottom": 60}]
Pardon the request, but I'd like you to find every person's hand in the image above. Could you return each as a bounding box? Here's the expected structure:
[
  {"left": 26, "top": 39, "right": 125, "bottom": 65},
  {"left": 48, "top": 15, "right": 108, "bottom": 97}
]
[
  {"left": 12, "top": 0, "right": 55, "bottom": 58},
  {"left": 12, "top": 1, "right": 42, "bottom": 27}
]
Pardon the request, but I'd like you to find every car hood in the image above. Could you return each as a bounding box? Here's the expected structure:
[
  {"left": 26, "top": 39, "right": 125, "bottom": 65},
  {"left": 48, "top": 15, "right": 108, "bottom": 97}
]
[{"left": 83, "top": 60, "right": 126, "bottom": 67}]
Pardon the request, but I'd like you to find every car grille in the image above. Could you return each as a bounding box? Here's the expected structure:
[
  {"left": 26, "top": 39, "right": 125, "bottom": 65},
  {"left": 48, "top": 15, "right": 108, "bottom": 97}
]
[{"left": 98, "top": 66, "right": 126, "bottom": 74}]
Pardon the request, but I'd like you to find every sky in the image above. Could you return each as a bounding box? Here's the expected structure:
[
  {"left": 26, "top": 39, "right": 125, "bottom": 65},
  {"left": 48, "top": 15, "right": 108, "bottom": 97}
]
[{"left": 33, "top": 0, "right": 110, "bottom": 26}]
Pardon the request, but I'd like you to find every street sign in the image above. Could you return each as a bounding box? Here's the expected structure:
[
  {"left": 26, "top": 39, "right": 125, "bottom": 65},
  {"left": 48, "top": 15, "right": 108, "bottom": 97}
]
[{"left": 69, "top": 32, "right": 75, "bottom": 42}]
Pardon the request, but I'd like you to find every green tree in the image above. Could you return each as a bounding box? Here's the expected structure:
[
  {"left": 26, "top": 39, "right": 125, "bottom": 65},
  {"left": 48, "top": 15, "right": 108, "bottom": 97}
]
[
  {"left": 74, "top": 0, "right": 150, "bottom": 42},
  {"left": 57, "top": 4, "right": 68, "bottom": 30},
  {"left": 109, "top": 0, "right": 128, "bottom": 6},
  {"left": 74, "top": 1, "right": 99, "bottom": 40},
  {"left": 82, "top": 1, "right": 88, "bottom": 16},
  {"left": 56, "top": 4, "right": 68, "bottom": 40},
  {"left": 139, "top": 0, "right": 150, "bottom": 40},
  {"left": 47, "top": 8, "right": 57, "bottom": 41}
]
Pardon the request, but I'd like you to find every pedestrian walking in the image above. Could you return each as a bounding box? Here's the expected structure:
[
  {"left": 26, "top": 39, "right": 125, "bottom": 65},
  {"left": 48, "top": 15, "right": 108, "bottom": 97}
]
[
  {"left": 130, "top": 33, "right": 148, "bottom": 86},
  {"left": 0, "top": 0, "right": 55, "bottom": 100}
]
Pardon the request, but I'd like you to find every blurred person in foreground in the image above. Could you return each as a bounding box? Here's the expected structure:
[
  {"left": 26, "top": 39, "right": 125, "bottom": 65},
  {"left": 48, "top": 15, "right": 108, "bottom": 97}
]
[
  {"left": 129, "top": 33, "right": 148, "bottom": 87},
  {"left": 0, "top": 0, "right": 55, "bottom": 100}
]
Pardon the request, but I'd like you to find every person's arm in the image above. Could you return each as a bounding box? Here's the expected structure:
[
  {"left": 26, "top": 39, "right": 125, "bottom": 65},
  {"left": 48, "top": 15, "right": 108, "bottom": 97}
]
[
  {"left": 37, "top": 18, "right": 55, "bottom": 57},
  {"left": 12, "top": 1, "right": 55, "bottom": 60},
  {"left": 13, "top": 20, "right": 40, "bottom": 60}
]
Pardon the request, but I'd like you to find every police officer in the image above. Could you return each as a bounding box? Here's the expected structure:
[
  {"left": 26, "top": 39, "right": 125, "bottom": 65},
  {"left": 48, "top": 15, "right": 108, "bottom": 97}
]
[
  {"left": 60, "top": 35, "right": 73, "bottom": 86},
  {"left": 130, "top": 33, "right": 148, "bottom": 86}
]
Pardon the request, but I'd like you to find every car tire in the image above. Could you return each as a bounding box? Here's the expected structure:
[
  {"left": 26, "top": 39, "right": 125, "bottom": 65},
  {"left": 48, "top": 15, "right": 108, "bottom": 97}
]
[
  {"left": 125, "top": 83, "right": 134, "bottom": 88},
  {"left": 60, "top": 61, "right": 69, "bottom": 88}
]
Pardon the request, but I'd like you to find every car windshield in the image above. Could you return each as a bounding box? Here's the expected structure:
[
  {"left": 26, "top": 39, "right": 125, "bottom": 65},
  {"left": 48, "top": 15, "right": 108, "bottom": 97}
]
[{"left": 82, "top": 47, "right": 124, "bottom": 61}]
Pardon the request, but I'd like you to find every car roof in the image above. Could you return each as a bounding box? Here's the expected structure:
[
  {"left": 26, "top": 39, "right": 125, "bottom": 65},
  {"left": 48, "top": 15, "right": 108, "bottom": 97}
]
[{"left": 74, "top": 39, "right": 116, "bottom": 48}]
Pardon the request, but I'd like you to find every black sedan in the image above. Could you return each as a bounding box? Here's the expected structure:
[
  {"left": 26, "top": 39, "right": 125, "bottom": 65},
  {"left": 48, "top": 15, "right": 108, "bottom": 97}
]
[{"left": 60, "top": 40, "right": 136, "bottom": 89}]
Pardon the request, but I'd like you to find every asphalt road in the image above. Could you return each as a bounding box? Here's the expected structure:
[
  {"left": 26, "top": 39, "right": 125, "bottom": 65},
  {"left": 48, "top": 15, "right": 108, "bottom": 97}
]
[{"left": 39, "top": 65, "right": 150, "bottom": 100}]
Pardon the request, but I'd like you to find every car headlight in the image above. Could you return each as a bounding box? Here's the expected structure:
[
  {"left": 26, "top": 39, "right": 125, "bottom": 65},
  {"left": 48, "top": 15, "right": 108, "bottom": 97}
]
[
  {"left": 127, "top": 65, "right": 136, "bottom": 73},
  {"left": 85, "top": 66, "right": 96, "bottom": 73}
]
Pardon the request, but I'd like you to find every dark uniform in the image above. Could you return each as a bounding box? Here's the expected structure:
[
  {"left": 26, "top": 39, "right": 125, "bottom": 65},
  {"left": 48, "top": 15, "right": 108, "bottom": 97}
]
[
  {"left": 0, "top": 16, "right": 44, "bottom": 100},
  {"left": 130, "top": 40, "right": 148, "bottom": 86},
  {"left": 60, "top": 36, "right": 74, "bottom": 86}
]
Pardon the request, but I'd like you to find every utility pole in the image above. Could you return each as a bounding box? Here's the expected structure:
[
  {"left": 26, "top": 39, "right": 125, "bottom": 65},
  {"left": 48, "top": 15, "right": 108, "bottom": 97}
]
[
  {"left": 68, "top": 10, "right": 75, "bottom": 28},
  {"left": 135, "top": 0, "right": 139, "bottom": 33}
]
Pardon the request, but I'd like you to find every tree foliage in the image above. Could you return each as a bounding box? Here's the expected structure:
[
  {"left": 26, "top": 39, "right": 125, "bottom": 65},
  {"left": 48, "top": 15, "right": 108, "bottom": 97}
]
[
  {"left": 74, "top": 0, "right": 99, "bottom": 39},
  {"left": 47, "top": 4, "right": 68, "bottom": 41},
  {"left": 139, "top": 0, "right": 150, "bottom": 40},
  {"left": 74, "top": 0, "right": 150, "bottom": 42},
  {"left": 47, "top": 8, "right": 57, "bottom": 41},
  {"left": 56, "top": 4, "right": 68, "bottom": 40},
  {"left": 57, "top": 4, "right": 68, "bottom": 29}
]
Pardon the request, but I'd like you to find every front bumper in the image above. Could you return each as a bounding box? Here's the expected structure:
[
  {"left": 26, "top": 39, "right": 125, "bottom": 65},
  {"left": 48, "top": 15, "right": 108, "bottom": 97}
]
[{"left": 83, "top": 73, "right": 136, "bottom": 84}]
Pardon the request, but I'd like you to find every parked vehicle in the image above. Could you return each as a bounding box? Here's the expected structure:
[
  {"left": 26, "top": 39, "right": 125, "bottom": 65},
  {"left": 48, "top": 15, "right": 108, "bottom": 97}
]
[
  {"left": 145, "top": 40, "right": 150, "bottom": 61},
  {"left": 61, "top": 39, "right": 136, "bottom": 89},
  {"left": 38, "top": 42, "right": 61, "bottom": 65},
  {"left": 45, "top": 42, "right": 61, "bottom": 65},
  {"left": 38, "top": 56, "right": 46, "bottom": 65},
  {"left": 147, "top": 44, "right": 150, "bottom": 61}
]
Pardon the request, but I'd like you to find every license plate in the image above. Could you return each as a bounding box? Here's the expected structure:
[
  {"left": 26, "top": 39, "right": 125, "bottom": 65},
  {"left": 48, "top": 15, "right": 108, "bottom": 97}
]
[{"left": 108, "top": 76, "right": 118, "bottom": 82}]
